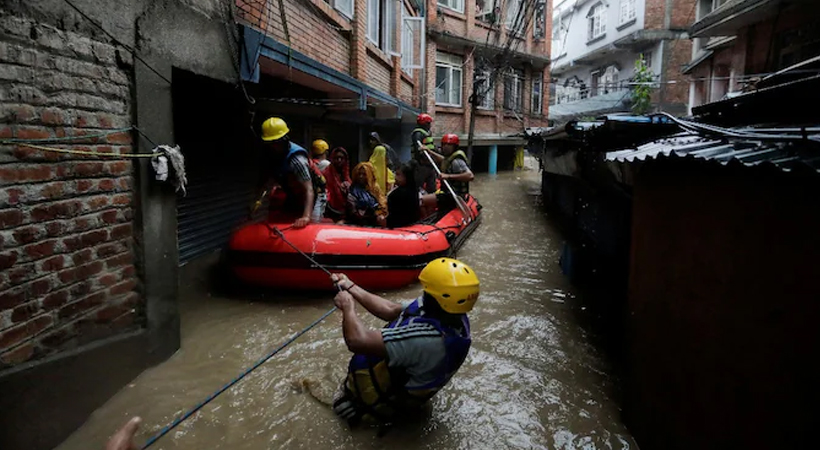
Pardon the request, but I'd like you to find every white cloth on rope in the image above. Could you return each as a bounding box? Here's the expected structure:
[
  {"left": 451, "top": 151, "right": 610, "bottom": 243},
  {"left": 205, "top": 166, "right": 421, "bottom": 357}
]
[{"left": 151, "top": 145, "right": 188, "bottom": 195}]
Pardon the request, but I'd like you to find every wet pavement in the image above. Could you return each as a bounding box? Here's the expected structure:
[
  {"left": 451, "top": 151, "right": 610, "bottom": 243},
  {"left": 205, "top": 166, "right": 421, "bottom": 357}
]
[{"left": 58, "top": 162, "right": 635, "bottom": 449}]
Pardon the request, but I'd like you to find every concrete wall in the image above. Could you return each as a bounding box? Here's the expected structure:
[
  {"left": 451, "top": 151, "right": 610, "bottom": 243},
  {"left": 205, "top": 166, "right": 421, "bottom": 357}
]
[
  {"left": 551, "top": 0, "right": 647, "bottom": 64},
  {"left": 625, "top": 158, "right": 820, "bottom": 450},
  {"left": 554, "top": 42, "right": 662, "bottom": 105}
]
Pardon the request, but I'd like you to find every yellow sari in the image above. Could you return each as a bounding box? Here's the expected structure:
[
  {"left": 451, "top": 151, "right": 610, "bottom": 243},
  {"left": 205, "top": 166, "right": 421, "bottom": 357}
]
[{"left": 369, "top": 145, "right": 395, "bottom": 194}]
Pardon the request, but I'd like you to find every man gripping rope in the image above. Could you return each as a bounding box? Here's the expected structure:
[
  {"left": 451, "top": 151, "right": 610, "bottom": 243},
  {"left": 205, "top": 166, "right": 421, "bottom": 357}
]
[{"left": 331, "top": 258, "right": 479, "bottom": 426}]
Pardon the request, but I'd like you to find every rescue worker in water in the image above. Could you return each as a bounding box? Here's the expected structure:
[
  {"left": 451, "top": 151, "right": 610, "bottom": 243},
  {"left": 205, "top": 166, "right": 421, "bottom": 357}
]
[{"left": 331, "top": 257, "right": 479, "bottom": 425}]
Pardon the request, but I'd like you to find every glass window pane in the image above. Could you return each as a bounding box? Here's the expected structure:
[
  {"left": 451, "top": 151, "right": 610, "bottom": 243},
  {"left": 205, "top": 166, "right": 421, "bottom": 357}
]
[
  {"left": 453, "top": 68, "right": 462, "bottom": 105},
  {"left": 436, "top": 66, "right": 449, "bottom": 103},
  {"left": 335, "top": 0, "right": 354, "bottom": 19},
  {"left": 367, "top": 0, "right": 380, "bottom": 44}
]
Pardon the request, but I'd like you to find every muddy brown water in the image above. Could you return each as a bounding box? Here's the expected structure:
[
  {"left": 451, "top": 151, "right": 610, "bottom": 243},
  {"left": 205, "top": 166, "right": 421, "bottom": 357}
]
[{"left": 58, "top": 164, "right": 635, "bottom": 449}]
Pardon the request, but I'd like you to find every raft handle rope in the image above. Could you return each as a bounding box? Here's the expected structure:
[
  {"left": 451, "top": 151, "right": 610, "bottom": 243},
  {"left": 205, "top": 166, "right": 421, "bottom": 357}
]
[{"left": 141, "top": 227, "right": 339, "bottom": 449}]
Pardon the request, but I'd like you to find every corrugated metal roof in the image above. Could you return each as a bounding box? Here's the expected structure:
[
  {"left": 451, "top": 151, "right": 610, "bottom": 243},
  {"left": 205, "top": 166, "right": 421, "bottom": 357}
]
[{"left": 605, "top": 133, "right": 820, "bottom": 172}]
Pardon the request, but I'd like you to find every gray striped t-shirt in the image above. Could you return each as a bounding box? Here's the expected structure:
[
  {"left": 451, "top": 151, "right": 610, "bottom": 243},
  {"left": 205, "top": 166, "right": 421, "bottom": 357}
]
[{"left": 382, "top": 299, "right": 446, "bottom": 389}]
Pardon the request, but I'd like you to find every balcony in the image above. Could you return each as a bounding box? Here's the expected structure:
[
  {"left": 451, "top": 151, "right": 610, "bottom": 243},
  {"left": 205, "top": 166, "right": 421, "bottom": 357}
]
[{"left": 549, "top": 84, "right": 632, "bottom": 122}]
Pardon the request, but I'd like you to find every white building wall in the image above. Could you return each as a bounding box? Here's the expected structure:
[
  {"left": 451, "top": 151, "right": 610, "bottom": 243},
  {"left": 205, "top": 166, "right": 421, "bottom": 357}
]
[
  {"left": 553, "top": 41, "right": 662, "bottom": 105},
  {"left": 551, "top": 0, "right": 647, "bottom": 70}
]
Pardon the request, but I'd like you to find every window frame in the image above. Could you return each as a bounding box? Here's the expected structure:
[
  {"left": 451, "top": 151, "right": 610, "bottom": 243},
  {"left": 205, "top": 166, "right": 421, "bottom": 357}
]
[
  {"left": 476, "top": 67, "right": 496, "bottom": 110},
  {"left": 619, "top": 0, "right": 636, "bottom": 25},
  {"left": 333, "top": 0, "right": 354, "bottom": 19},
  {"left": 367, "top": 0, "right": 380, "bottom": 45},
  {"left": 587, "top": 3, "right": 606, "bottom": 41},
  {"left": 533, "top": 0, "right": 546, "bottom": 40},
  {"left": 504, "top": 0, "right": 524, "bottom": 35},
  {"left": 503, "top": 68, "right": 524, "bottom": 112},
  {"left": 438, "top": 0, "right": 465, "bottom": 14},
  {"left": 367, "top": 0, "right": 399, "bottom": 54},
  {"left": 435, "top": 52, "right": 464, "bottom": 107},
  {"left": 531, "top": 74, "right": 543, "bottom": 115}
]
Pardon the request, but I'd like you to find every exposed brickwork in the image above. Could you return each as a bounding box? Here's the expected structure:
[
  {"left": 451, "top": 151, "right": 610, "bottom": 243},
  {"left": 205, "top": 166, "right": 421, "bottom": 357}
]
[
  {"left": 0, "top": 15, "right": 141, "bottom": 368},
  {"left": 365, "top": 49, "right": 392, "bottom": 95},
  {"left": 236, "top": 0, "right": 352, "bottom": 74},
  {"left": 426, "top": 0, "right": 551, "bottom": 138},
  {"left": 644, "top": 0, "right": 666, "bottom": 30}
]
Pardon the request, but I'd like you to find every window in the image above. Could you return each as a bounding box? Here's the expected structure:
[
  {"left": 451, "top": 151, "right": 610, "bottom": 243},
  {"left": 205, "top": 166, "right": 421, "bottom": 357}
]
[
  {"left": 476, "top": 0, "right": 498, "bottom": 24},
  {"left": 401, "top": 4, "right": 415, "bottom": 72},
  {"left": 587, "top": 3, "right": 606, "bottom": 41},
  {"left": 333, "top": 0, "right": 354, "bottom": 19},
  {"left": 505, "top": 0, "right": 524, "bottom": 34},
  {"left": 533, "top": 1, "right": 546, "bottom": 40},
  {"left": 436, "top": 52, "right": 464, "bottom": 106},
  {"left": 438, "top": 0, "right": 464, "bottom": 14},
  {"left": 643, "top": 51, "right": 653, "bottom": 70},
  {"left": 602, "top": 65, "right": 620, "bottom": 94},
  {"left": 590, "top": 70, "right": 601, "bottom": 97},
  {"left": 531, "top": 74, "right": 543, "bottom": 115},
  {"left": 367, "top": 0, "right": 399, "bottom": 53},
  {"left": 619, "top": 0, "right": 636, "bottom": 25},
  {"left": 699, "top": 0, "right": 728, "bottom": 19},
  {"left": 401, "top": 13, "right": 425, "bottom": 70},
  {"left": 476, "top": 68, "right": 495, "bottom": 110},
  {"left": 503, "top": 68, "right": 524, "bottom": 112}
]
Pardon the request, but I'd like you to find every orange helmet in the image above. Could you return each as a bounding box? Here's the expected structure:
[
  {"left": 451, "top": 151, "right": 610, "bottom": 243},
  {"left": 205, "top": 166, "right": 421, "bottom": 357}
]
[
  {"left": 417, "top": 113, "right": 433, "bottom": 126},
  {"left": 441, "top": 133, "right": 460, "bottom": 145}
]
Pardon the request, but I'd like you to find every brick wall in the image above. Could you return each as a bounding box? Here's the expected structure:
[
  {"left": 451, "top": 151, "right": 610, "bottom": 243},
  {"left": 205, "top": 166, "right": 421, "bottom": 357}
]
[
  {"left": 365, "top": 50, "right": 391, "bottom": 94},
  {"left": 644, "top": 0, "right": 666, "bottom": 30},
  {"left": 236, "top": 0, "right": 352, "bottom": 75},
  {"left": 0, "top": 15, "right": 140, "bottom": 368},
  {"left": 400, "top": 77, "right": 413, "bottom": 104},
  {"left": 427, "top": 0, "right": 551, "bottom": 137}
]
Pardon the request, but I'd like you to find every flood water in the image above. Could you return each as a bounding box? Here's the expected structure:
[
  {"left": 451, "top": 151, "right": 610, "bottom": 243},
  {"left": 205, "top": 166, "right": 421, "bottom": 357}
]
[{"left": 58, "top": 162, "right": 635, "bottom": 449}]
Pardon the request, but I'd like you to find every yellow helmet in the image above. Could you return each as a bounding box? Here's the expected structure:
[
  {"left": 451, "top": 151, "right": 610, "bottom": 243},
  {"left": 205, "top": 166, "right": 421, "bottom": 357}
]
[
  {"left": 261, "top": 117, "right": 289, "bottom": 141},
  {"left": 418, "top": 258, "right": 479, "bottom": 314},
  {"left": 312, "top": 139, "right": 329, "bottom": 155}
]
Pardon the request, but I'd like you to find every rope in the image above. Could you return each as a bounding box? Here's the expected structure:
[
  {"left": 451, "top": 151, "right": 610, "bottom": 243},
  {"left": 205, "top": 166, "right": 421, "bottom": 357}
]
[
  {"left": 141, "top": 226, "right": 340, "bottom": 449},
  {"left": 267, "top": 225, "right": 332, "bottom": 276},
  {"left": 61, "top": 0, "right": 172, "bottom": 85},
  {"left": 12, "top": 142, "right": 160, "bottom": 158},
  {"left": 140, "top": 306, "right": 337, "bottom": 449},
  {"left": 0, "top": 127, "right": 134, "bottom": 144}
]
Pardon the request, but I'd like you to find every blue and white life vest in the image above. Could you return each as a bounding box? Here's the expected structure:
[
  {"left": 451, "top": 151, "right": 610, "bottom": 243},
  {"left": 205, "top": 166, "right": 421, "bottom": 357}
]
[{"left": 344, "top": 298, "right": 471, "bottom": 418}]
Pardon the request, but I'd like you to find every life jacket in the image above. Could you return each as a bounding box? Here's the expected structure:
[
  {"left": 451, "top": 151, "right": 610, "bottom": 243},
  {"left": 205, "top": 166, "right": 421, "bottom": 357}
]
[
  {"left": 344, "top": 298, "right": 471, "bottom": 420},
  {"left": 412, "top": 128, "right": 435, "bottom": 156},
  {"left": 441, "top": 150, "right": 470, "bottom": 196},
  {"left": 278, "top": 142, "right": 326, "bottom": 195}
]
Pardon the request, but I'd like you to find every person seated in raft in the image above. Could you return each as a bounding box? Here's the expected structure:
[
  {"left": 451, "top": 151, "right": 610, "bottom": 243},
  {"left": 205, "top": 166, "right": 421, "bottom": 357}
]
[
  {"left": 256, "top": 117, "right": 326, "bottom": 228},
  {"left": 421, "top": 133, "right": 474, "bottom": 215},
  {"left": 343, "top": 162, "right": 388, "bottom": 227},
  {"left": 387, "top": 160, "right": 421, "bottom": 228},
  {"left": 323, "top": 147, "right": 352, "bottom": 223},
  {"left": 367, "top": 132, "right": 395, "bottom": 194}
]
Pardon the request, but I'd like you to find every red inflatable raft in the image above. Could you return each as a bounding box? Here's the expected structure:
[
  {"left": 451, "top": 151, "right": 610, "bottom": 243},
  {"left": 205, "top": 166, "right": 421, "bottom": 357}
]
[{"left": 227, "top": 195, "right": 482, "bottom": 290}]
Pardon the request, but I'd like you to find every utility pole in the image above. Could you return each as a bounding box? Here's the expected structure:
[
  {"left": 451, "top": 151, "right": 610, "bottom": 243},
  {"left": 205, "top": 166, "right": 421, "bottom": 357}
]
[{"left": 466, "top": 85, "right": 478, "bottom": 163}]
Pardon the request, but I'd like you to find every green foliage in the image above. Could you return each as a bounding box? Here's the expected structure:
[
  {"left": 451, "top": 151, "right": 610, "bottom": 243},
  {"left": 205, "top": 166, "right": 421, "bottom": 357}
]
[{"left": 632, "top": 54, "right": 654, "bottom": 115}]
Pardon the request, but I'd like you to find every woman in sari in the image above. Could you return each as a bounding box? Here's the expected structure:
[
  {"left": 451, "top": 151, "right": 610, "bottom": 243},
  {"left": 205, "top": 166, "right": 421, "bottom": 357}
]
[
  {"left": 344, "top": 162, "right": 387, "bottom": 227},
  {"left": 323, "top": 147, "right": 351, "bottom": 223},
  {"left": 368, "top": 132, "right": 395, "bottom": 194}
]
